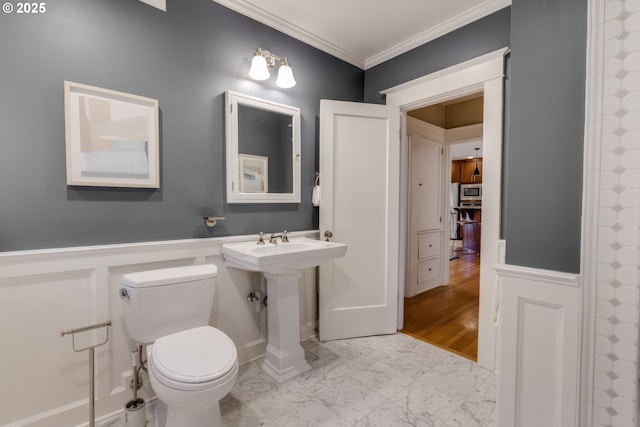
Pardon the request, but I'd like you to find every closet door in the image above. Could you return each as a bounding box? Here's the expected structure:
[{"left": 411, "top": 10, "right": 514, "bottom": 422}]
[{"left": 406, "top": 117, "right": 444, "bottom": 298}]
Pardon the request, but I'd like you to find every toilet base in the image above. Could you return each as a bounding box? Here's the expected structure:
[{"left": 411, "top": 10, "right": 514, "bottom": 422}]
[{"left": 153, "top": 400, "right": 222, "bottom": 427}]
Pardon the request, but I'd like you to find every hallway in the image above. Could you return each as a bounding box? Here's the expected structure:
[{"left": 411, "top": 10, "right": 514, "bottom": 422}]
[{"left": 402, "top": 252, "right": 480, "bottom": 360}]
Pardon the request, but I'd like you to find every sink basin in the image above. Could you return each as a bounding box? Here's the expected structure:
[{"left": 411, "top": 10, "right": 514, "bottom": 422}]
[{"left": 222, "top": 237, "right": 347, "bottom": 275}]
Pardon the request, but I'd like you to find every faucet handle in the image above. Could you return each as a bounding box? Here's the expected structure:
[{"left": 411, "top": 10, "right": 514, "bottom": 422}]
[
  {"left": 282, "top": 230, "right": 289, "bottom": 243},
  {"left": 257, "top": 232, "right": 265, "bottom": 245}
]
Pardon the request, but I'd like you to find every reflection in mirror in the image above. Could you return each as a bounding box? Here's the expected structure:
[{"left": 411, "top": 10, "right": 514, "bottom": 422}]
[
  {"left": 226, "top": 91, "right": 301, "bottom": 203},
  {"left": 238, "top": 105, "right": 292, "bottom": 193}
]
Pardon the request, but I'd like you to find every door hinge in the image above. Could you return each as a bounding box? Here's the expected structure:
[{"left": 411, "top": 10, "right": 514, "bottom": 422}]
[
  {"left": 440, "top": 216, "right": 442, "bottom": 223},
  {"left": 441, "top": 148, "right": 444, "bottom": 155}
]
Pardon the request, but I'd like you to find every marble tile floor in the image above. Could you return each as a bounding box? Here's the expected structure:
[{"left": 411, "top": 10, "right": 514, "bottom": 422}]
[
  {"left": 222, "top": 333, "right": 495, "bottom": 427},
  {"left": 110, "top": 333, "right": 495, "bottom": 427}
]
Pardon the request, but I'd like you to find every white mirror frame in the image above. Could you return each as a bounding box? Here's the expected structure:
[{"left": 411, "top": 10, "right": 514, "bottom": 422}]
[{"left": 225, "top": 91, "right": 301, "bottom": 203}]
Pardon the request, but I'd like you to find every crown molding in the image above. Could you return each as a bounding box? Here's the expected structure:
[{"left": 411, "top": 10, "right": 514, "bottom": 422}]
[
  {"left": 212, "top": 0, "right": 365, "bottom": 68},
  {"left": 213, "top": 0, "right": 511, "bottom": 70},
  {"left": 365, "top": 0, "right": 511, "bottom": 69},
  {"left": 138, "top": 0, "right": 166, "bottom": 11}
]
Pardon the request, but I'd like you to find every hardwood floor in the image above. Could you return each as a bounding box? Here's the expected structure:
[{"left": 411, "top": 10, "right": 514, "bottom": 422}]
[{"left": 401, "top": 251, "right": 480, "bottom": 361}]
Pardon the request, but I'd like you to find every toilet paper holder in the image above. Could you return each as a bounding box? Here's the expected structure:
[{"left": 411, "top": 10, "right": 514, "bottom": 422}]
[{"left": 60, "top": 321, "right": 112, "bottom": 427}]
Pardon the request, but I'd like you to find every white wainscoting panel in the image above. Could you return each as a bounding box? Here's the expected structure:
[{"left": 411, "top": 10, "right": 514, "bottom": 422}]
[
  {"left": 0, "top": 231, "right": 318, "bottom": 427},
  {"left": 495, "top": 264, "right": 581, "bottom": 427}
]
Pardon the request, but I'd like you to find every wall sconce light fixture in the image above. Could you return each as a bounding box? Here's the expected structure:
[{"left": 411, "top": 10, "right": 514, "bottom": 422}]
[{"left": 249, "top": 48, "right": 296, "bottom": 88}]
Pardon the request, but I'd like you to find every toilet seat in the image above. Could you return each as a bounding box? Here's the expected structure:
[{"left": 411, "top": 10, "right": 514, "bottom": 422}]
[{"left": 150, "top": 326, "right": 238, "bottom": 392}]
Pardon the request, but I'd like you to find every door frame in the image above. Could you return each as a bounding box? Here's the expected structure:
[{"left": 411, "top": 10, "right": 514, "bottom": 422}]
[{"left": 383, "top": 47, "right": 508, "bottom": 370}]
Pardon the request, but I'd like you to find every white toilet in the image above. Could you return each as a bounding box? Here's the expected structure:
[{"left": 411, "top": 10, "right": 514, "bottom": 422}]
[{"left": 120, "top": 264, "right": 238, "bottom": 427}]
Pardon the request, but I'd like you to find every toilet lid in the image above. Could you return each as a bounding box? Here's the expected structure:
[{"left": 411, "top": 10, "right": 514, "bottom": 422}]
[{"left": 151, "top": 326, "right": 237, "bottom": 384}]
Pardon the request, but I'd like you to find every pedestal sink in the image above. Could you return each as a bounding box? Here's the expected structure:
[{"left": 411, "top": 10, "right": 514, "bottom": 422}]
[{"left": 222, "top": 237, "right": 347, "bottom": 382}]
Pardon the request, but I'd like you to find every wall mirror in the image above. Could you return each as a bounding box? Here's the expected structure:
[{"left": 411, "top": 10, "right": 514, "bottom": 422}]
[{"left": 226, "top": 91, "right": 301, "bottom": 203}]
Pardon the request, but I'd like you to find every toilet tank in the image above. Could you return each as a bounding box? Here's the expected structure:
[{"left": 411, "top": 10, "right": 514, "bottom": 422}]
[{"left": 121, "top": 264, "right": 217, "bottom": 344}]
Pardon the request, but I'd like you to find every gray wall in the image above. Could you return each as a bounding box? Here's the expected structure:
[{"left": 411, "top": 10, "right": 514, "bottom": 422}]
[
  {"left": 0, "top": 0, "right": 363, "bottom": 251},
  {"left": 504, "top": 0, "right": 586, "bottom": 272},
  {"left": 0, "top": 0, "right": 588, "bottom": 274},
  {"left": 363, "top": 7, "right": 511, "bottom": 104},
  {"left": 364, "top": 2, "right": 586, "bottom": 273}
]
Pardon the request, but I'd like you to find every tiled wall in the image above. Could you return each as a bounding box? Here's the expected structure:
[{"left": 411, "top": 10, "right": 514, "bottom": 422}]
[{"left": 593, "top": 0, "right": 640, "bottom": 425}]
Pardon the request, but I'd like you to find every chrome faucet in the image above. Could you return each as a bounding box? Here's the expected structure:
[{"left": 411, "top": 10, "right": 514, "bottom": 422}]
[{"left": 269, "top": 230, "right": 289, "bottom": 244}]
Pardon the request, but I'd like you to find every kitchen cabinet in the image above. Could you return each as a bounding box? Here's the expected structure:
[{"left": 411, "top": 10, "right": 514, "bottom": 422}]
[
  {"left": 451, "top": 158, "right": 482, "bottom": 183},
  {"left": 451, "top": 161, "right": 461, "bottom": 183}
]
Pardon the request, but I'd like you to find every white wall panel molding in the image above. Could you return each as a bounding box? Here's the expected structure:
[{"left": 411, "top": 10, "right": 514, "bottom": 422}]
[
  {"left": 494, "top": 263, "right": 580, "bottom": 288},
  {"left": 0, "top": 231, "right": 318, "bottom": 427},
  {"left": 495, "top": 264, "right": 581, "bottom": 427}
]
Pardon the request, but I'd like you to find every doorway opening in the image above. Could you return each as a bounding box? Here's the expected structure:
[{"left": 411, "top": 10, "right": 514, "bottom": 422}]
[
  {"left": 400, "top": 93, "right": 484, "bottom": 361},
  {"left": 381, "top": 46, "right": 506, "bottom": 371}
]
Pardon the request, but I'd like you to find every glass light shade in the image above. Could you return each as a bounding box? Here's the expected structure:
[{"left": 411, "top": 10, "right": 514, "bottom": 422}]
[
  {"left": 276, "top": 64, "right": 296, "bottom": 88},
  {"left": 249, "top": 54, "right": 270, "bottom": 81}
]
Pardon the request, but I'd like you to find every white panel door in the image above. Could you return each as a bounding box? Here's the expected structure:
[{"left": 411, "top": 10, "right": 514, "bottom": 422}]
[
  {"left": 410, "top": 135, "right": 442, "bottom": 232},
  {"left": 406, "top": 122, "right": 444, "bottom": 297},
  {"left": 318, "top": 100, "right": 400, "bottom": 341}
]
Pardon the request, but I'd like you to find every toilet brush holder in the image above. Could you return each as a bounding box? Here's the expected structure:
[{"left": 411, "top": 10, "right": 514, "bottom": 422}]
[{"left": 125, "top": 398, "right": 146, "bottom": 427}]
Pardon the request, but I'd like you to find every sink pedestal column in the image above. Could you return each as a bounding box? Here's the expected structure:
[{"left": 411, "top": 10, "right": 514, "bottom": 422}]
[{"left": 262, "top": 271, "right": 311, "bottom": 383}]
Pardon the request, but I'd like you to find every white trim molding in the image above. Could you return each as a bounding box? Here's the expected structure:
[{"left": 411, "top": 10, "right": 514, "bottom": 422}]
[
  {"left": 363, "top": 0, "right": 511, "bottom": 69},
  {"left": 582, "top": 0, "right": 640, "bottom": 426},
  {"left": 579, "top": 0, "right": 604, "bottom": 426},
  {"left": 138, "top": 0, "right": 166, "bottom": 12},
  {"left": 211, "top": 0, "right": 363, "bottom": 68},
  {"left": 382, "top": 47, "right": 509, "bottom": 108}
]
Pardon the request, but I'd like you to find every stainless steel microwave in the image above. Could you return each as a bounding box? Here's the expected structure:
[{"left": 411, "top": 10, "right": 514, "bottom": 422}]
[{"left": 460, "top": 183, "right": 482, "bottom": 201}]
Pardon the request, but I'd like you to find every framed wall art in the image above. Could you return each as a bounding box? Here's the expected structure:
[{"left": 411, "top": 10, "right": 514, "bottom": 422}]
[
  {"left": 64, "top": 81, "right": 160, "bottom": 188},
  {"left": 238, "top": 154, "right": 268, "bottom": 193}
]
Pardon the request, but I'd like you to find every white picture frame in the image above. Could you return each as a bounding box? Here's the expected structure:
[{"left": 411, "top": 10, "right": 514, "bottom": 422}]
[
  {"left": 64, "top": 81, "right": 160, "bottom": 188},
  {"left": 239, "top": 154, "right": 268, "bottom": 193}
]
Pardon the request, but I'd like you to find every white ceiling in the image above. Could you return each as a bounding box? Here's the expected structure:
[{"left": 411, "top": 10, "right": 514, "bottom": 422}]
[
  {"left": 212, "top": 0, "right": 510, "bottom": 69},
  {"left": 450, "top": 141, "right": 483, "bottom": 161}
]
